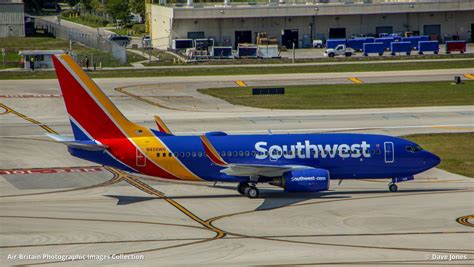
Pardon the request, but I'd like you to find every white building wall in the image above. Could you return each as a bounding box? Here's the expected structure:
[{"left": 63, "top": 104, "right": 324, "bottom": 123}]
[
  {"left": 0, "top": 3, "right": 25, "bottom": 37},
  {"left": 168, "top": 11, "right": 473, "bottom": 47},
  {"left": 150, "top": 4, "right": 174, "bottom": 49},
  {"left": 152, "top": 4, "right": 474, "bottom": 49}
]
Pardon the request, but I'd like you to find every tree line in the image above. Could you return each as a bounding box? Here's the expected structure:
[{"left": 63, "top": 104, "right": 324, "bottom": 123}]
[{"left": 24, "top": 0, "right": 145, "bottom": 21}]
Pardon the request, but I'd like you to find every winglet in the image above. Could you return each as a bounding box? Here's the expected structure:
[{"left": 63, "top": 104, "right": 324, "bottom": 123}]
[
  {"left": 154, "top": 116, "right": 173, "bottom": 135},
  {"left": 200, "top": 135, "right": 228, "bottom": 166}
]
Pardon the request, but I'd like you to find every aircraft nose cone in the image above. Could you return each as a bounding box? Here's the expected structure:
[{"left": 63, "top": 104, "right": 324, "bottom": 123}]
[{"left": 425, "top": 151, "right": 441, "bottom": 168}]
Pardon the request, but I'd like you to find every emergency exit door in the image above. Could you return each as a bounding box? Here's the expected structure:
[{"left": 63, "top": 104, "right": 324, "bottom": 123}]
[
  {"left": 384, "top": 142, "right": 394, "bottom": 163},
  {"left": 136, "top": 148, "right": 146, "bottom": 167}
]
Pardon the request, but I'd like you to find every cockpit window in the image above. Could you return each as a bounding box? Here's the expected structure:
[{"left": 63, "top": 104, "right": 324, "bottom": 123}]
[{"left": 406, "top": 145, "right": 423, "bottom": 153}]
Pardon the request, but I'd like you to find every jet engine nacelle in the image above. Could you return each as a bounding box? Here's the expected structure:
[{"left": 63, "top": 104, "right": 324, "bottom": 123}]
[{"left": 282, "top": 168, "right": 330, "bottom": 192}]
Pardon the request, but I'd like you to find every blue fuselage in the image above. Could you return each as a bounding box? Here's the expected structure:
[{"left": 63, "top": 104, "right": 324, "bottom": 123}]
[{"left": 71, "top": 132, "right": 441, "bottom": 183}]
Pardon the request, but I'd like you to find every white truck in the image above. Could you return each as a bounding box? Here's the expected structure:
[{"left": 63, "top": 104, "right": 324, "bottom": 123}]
[
  {"left": 324, "top": 44, "right": 354, "bottom": 57},
  {"left": 312, "top": 40, "right": 324, "bottom": 48}
]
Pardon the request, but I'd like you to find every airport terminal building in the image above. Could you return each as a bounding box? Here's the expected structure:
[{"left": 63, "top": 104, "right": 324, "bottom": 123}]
[{"left": 150, "top": 0, "right": 474, "bottom": 49}]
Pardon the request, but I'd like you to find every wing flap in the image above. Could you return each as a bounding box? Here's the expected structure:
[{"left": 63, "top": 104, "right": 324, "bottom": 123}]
[{"left": 220, "top": 164, "right": 312, "bottom": 177}]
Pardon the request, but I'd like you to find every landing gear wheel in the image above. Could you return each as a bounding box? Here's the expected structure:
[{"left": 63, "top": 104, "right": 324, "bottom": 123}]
[
  {"left": 245, "top": 186, "right": 259, "bottom": 199},
  {"left": 389, "top": 183, "right": 398, "bottom": 192},
  {"left": 237, "top": 182, "right": 249, "bottom": 195}
]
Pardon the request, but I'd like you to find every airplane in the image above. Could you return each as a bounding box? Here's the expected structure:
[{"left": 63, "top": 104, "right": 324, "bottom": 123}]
[{"left": 48, "top": 54, "right": 441, "bottom": 198}]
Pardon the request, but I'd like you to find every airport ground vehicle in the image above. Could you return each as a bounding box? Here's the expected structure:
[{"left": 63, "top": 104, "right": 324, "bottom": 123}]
[
  {"left": 446, "top": 41, "right": 467, "bottom": 54},
  {"left": 324, "top": 45, "right": 354, "bottom": 57},
  {"left": 312, "top": 40, "right": 324, "bottom": 48},
  {"left": 363, "top": 42, "right": 385, "bottom": 56},
  {"left": 49, "top": 54, "right": 441, "bottom": 198},
  {"left": 142, "top": 35, "right": 151, "bottom": 48},
  {"left": 109, "top": 35, "right": 131, "bottom": 46},
  {"left": 391, "top": 42, "right": 412, "bottom": 55}
]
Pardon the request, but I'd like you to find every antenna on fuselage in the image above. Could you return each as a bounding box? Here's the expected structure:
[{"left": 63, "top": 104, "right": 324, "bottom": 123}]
[{"left": 268, "top": 129, "right": 272, "bottom": 134}]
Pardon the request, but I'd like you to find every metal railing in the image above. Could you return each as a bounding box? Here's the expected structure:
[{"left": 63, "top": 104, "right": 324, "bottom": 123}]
[
  {"left": 34, "top": 18, "right": 126, "bottom": 64},
  {"left": 160, "top": 0, "right": 468, "bottom": 8}
]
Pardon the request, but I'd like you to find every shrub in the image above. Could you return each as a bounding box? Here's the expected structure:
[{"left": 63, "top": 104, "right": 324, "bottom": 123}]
[
  {"left": 61, "top": 10, "right": 76, "bottom": 18},
  {"left": 83, "top": 14, "right": 109, "bottom": 27},
  {"left": 132, "top": 24, "right": 145, "bottom": 34}
]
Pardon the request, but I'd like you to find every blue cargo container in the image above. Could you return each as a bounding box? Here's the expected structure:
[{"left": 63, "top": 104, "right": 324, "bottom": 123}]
[
  {"left": 237, "top": 45, "right": 258, "bottom": 58},
  {"left": 326, "top": 39, "right": 346, "bottom": 49},
  {"left": 390, "top": 41, "right": 412, "bottom": 55},
  {"left": 418, "top": 41, "right": 439, "bottom": 54},
  {"left": 363, "top": 42, "right": 384, "bottom": 56},
  {"left": 374, "top": 37, "right": 395, "bottom": 51},
  {"left": 211, "top": 46, "right": 233, "bottom": 58},
  {"left": 346, "top": 37, "right": 374, "bottom": 51},
  {"left": 389, "top": 33, "right": 402, "bottom": 42},
  {"left": 401, "top": 36, "right": 429, "bottom": 49}
]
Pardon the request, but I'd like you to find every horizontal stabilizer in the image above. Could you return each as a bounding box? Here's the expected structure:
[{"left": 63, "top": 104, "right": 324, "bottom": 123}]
[{"left": 46, "top": 133, "right": 108, "bottom": 151}]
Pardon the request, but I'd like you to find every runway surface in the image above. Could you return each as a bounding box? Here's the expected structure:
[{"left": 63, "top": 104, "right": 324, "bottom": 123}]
[{"left": 0, "top": 70, "right": 473, "bottom": 265}]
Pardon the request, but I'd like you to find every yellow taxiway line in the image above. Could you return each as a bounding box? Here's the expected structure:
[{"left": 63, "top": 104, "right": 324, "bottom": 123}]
[
  {"left": 348, "top": 77, "right": 363, "bottom": 84},
  {"left": 235, "top": 80, "right": 247, "bottom": 87},
  {"left": 463, "top": 74, "right": 474, "bottom": 80}
]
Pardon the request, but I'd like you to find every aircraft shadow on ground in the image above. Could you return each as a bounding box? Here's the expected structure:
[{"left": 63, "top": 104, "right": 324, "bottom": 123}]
[{"left": 104, "top": 187, "right": 459, "bottom": 210}]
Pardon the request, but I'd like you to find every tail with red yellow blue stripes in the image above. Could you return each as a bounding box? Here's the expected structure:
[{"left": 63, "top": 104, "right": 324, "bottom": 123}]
[{"left": 52, "top": 54, "right": 144, "bottom": 141}]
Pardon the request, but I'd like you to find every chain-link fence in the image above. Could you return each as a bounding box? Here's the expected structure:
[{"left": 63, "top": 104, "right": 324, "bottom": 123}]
[{"left": 34, "top": 18, "right": 126, "bottom": 64}]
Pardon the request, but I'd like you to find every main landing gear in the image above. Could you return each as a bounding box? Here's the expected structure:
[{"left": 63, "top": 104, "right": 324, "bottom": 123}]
[
  {"left": 237, "top": 182, "right": 259, "bottom": 199},
  {"left": 388, "top": 183, "right": 398, "bottom": 192}
]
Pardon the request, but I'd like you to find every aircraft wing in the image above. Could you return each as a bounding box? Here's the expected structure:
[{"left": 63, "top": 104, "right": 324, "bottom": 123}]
[
  {"left": 200, "top": 134, "right": 311, "bottom": 177},
  {"left": 46, "top": 134, "right": 108, "bottom": 151},
  {"left": 220, "top": 164, "right": 311, "bottom": 177}
]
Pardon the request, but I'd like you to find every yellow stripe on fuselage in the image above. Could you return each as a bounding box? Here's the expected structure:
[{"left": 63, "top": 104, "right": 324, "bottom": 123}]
[{"left": 61, "top": 55, "right": 201, "bottom": 181}]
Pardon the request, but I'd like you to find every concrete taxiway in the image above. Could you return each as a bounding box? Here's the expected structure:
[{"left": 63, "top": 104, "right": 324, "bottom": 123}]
[{"left": 0, "top": 70, "right": 473, "bottom": 266}]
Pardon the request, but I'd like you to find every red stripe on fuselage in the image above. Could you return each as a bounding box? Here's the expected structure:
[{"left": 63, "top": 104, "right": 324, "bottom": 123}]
[{"left": 53, "top": 56, "right": 178, "bottom": 180}]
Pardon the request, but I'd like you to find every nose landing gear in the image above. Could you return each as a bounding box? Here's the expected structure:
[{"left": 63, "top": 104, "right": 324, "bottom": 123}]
[
  {"left": 237, "top": 182, "right": 259, "bottom": 198},
  {"left": 388, "top": 176, "right": 414, "bottom": 192}
]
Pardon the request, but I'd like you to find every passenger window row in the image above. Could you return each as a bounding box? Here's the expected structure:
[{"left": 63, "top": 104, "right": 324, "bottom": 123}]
[
  {"left": 155, "top": 149, "right": 383, "bottom": 158},
  {"left": 220, "top": 151, "right": 257, "bottom": 157},
  {"left": 156, "top": 152, "right": 204, "bottom": 158}
]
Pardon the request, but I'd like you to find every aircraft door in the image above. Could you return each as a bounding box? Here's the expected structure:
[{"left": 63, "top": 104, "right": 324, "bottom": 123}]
[
  {"left": 136, "top": 148, "right": 146, "bottom": 167},
  {"left": 384, "top": 142, "right": 394, "bottom": 163}
]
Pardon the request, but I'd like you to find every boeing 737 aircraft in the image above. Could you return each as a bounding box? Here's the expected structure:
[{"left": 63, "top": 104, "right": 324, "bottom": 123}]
[{"left": 49, "top": 54, "right": 440, "bottom": 198}]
